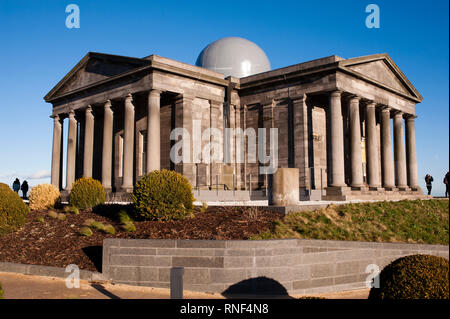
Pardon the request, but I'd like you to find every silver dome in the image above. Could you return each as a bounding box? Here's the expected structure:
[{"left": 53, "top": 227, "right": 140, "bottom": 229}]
[{"left": 195, "top": 37, "right": 271, "bottom": 78}]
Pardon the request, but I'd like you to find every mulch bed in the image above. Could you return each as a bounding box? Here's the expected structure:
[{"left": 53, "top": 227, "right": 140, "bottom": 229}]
[{"left": 0, "top": 206, "right": 283, "bottom": 272}]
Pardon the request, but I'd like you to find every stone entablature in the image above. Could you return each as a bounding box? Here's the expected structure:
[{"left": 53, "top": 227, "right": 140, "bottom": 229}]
[{"left": 45, "top": 51, "right": 424, "bottom": 200}]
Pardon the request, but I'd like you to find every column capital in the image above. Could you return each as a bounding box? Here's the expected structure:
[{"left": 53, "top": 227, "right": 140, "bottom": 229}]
[
  {"left": 50, "top": 114, "right": 60, "bottom": 120},
  {"left": 104, "top": 99, "right": 112, "bottom": 109},
  {"left": 210, "top": 100, "right": 223, "bottom": 109},
  {"left": 348, "top": 94, "right": 361, "bottom": 102},
  {"left": 85, "top": 105, "right": 93, "bottom": 113},
  {"left": 68, "top": 109, "right": 75, "bottom": 117},
  {"left": 381, "top": 106, "right": 391, "bottom": 113},
  {"left": 125, "top": 93, "right": 133, "bottom": 101},
  {"left": 291, "top": 93, "right": 307, "bottom": 102},
  {"left": 149, "top": 89, "right": 161, "bottom": 97},
  {"left": 405, "top": 114, "right": 418, "bottom": 121},
  {"left": 330, "top": 90, "right": 343, "bottom": 98},
  {"left": 393, "top": 110, "right": 404, "bottom": 118},
  {"left": 365, "top": 100, "right": 377, "bottom": 108}
]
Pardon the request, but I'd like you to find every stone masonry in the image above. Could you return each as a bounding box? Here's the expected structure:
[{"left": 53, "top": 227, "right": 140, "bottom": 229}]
[{"left": 45, "top": 52, "right": 424, "bottom": 201}]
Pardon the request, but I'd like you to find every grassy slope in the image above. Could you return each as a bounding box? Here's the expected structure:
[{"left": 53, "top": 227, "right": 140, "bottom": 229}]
[{"left": 251, "top": 199, "right": 449, "bottom": 244}]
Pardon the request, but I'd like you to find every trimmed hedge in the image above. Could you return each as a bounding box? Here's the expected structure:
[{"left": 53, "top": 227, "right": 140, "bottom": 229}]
[
  {"left": 369, "top": 254, "right": 449, "bottom": 299},
  {"left": 131, "top": 169, "right": 194, "bottom": 221},
  {"left": 28, "top": 183, "right": 60, "bottom": 211},
  {"left": 0, "top": 183, "right": 29, "bottom": 235},
  {"left": 69, "top": 177, "right": 105, "bottom": 210}
]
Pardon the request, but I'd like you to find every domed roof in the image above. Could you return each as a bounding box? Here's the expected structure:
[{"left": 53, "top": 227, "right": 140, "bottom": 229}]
[{"left": 195, "top": 37, "right": 271, "bottom": 78}]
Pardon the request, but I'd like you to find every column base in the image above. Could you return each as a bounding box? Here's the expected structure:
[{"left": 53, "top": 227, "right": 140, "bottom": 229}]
[
  {"left": 397, "top": 186, "right": 410, "bottom": 192},
  {"left": 350, "top": 185, "right": 368, "bottom": 191},
  {"left": 368, "top": 186, "right": 384, "bottom": 192},
  {"left": 323, "top": 186, "right": 350, "bottom": 201},
  {"left": 383, "top": 186, "right": 398, "bottom": 192},
  {"left": 119, "top": 186, "right": 134, "bottom": 193}
]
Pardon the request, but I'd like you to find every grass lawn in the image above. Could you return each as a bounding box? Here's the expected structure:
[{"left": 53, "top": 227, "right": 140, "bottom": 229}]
[{"left": 251, "top": 199, "right": 449, "bottom": 245}]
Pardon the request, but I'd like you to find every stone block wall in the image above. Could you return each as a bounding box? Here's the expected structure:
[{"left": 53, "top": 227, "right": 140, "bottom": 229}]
[{"left": 102, "top": 238, "right": 448, "bottom": 295}]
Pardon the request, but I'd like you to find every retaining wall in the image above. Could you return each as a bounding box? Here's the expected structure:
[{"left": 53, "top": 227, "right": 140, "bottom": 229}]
[{"left": 102, "top": 238, "right": 449, "bottom": 295}]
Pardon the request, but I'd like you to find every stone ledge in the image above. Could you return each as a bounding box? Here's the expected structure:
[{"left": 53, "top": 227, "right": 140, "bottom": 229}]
[{"left": 0, "top": 262, "right": 106, "bottom": 282}]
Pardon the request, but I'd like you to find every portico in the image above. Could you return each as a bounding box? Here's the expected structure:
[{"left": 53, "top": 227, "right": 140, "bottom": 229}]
[{"left": 45, "top": 50, "right": 425, "bottom": 202}]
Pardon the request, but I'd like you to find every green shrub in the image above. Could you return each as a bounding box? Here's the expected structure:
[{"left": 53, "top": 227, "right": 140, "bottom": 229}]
[
  {"left": 368, "top": 254, "right": 449, "bottom": 299},
  {"left": 79, "top": 227, "right": 93, "bottom": 237},
  {"left": 90, "top": 221, "right": 105, "bottom": 231},
  {"left": 82, "top": 218, "right": 95, "bottom": 227},
  {"left": 28, "top": 183, "right": 60, "bottom": 211},
  {"left": 131, "top": 170, "right": 194, "bottom": 221},
  {"left": 0, "top": 183, "right": 29, "bottom": 235},
  {"left": 47, "top": 210, "right": 58, "bottom": 219},
  {"left": 64, "top": 206, "right": 79, "bottom": 215},
  {"left": 102, "top": 224, "right": 115, "bottom": 235},
  {"left": 35, "top": 216, "right": 44, "bottom": 223},
  {"left": 120, "top": 221, "right": 136, "bottom": 233},
  {"left": 57, "top": 213, "right": 66, "bottom": 221},
  {"left": 69, "top": 177, "right": 105, "bottom": 210},
  {"left": 0, "top": 282, "right": 3, "bottom": 299}
]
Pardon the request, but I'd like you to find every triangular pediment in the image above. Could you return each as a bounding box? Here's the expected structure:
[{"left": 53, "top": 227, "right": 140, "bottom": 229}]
[
  {"left": 339, "top": 54, "right": 422, "bottom": 102},
  {"left": 45, "top": 52, "right": 149, "bottom": 101}
]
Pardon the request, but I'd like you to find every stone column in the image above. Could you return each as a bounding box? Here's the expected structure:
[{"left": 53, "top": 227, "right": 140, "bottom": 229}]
[
  {"left": 348, "top": 96, "right": 364, "bottom": 188},
  {"left": 381, "top": 107, "right": 395, "bottom": 189},
  {"left": 66, "top": 110, "right": 77, "bottom": 191},
  {"left": 329, "top": 91, "right": 346, "bottom": 187},
  {"left": 83, "top": 106, "right": 94, "bottom": 177},
  {"left": 147, "top": 89, "right": 161, "bottom": 173},
  {"left": 293, "top": 94, "right": 309, "bottom": 189},
  {"left": 122, "top": 94, "right": 135, "bottom": 191},
  {"left": 50, "top": 114, "right": 62, "bottom": 188},
  {"left": 366, "top": 102, "right": 381, "bottom": 188},
  {"left": 405, "top": 115, "right": 419, "bottom": 189},
  {"left": 393, "top": 111, "right": 408, "bottom": 189},
  {"left": 102, "top": 100, "right": 113, "bottom": 190}
]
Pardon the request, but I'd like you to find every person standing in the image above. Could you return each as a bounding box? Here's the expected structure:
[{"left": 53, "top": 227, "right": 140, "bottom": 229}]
[
  {"left": 21, "top": 180, "right": 29, "bottom": 199},
  {"left": 424, "top": 174, "right": 434, "bottom": 195},
  {"left": 444, "top": 171, "right": 450, "bottom": 198},
  {"left": 12, "top": 178, "right": 20, "bottom": 193}
]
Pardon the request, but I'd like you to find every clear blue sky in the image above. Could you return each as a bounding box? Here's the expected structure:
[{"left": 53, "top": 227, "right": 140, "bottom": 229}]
[{"left": 0, "top": 0, "right": 448, "bottom": 195}]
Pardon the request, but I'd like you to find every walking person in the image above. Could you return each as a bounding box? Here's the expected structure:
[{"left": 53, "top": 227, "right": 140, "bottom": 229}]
[
  {"left": 12, "top": 178, "right": 20, "bottom": 194},
  {"left": 21, "top": 180, "right": 29, "bottom": 199},
  {"left": 444, "top": 171, "right": 450, "bottom": 198},
  {"left": 424, "top": 174, "right": 434, "bottom": 195}
]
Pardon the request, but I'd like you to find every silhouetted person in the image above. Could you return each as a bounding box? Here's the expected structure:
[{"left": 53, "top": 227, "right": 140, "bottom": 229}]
[
  {"left": 12, "top": 178, "right": 20, "bottom": 193},
  {"left": 21, "top": 180, "right": 29, "bottom": 199},
  {"left": 425, "top": 174, "right": 433, "bottom": 195},
  {"left": 444, "top": 171, "right": 450, "bottom": 198}
]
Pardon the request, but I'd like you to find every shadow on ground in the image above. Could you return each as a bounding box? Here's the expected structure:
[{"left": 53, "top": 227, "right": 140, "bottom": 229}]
[
  {"left": 82, "top": 246, "right": 103, "bottom": 272},
  {"left": 222, "top": 277, "right": 294, "bottom": 299}
]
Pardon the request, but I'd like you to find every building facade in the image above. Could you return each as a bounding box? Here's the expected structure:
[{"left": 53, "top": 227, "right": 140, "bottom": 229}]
[{"left": 44, "top": 48, "right": 424, "bottom": 201}]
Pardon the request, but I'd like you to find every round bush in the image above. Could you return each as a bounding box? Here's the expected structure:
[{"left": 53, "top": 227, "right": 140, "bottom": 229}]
[
  {"left": 131, "top": 169, "right": 194, "bottom": 221},
  {"left": 28, "top": 183, "right": 60, "bottom": 211},
  {"left": 69, "top": 177, "right": 106, "bottom": 210},
  {"left": 369, "top": 254, "right": 449, "bottom": 299},
  {"left": 0, "top": 183, "right": 29, "bottom": 235}
]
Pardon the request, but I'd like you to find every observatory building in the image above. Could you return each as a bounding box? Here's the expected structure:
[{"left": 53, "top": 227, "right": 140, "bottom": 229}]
[{"left": 44, "top": 37, "right": 424, "bottom": 201}]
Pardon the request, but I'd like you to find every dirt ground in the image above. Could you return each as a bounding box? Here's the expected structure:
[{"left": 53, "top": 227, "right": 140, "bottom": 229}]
[
  {"left": 0, "top": 272, "right": 369, "bottom": 299},
  {"left": 0, "top": 206, "right": 282, "bottom": 271}
]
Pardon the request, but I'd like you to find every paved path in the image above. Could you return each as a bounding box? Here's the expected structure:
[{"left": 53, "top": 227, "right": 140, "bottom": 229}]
[{"left": 0, "top": 272, "right": 369, "bottom": 299}]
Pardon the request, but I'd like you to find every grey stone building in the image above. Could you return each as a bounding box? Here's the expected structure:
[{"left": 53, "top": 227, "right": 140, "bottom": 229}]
[{"left": 44, "top": 37, "right": 424, "bottom": 201}]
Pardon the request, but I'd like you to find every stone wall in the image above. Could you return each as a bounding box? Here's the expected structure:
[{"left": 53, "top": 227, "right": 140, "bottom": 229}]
[{"left": 102, "top": 238, "right": 448, "bottom": 295}]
